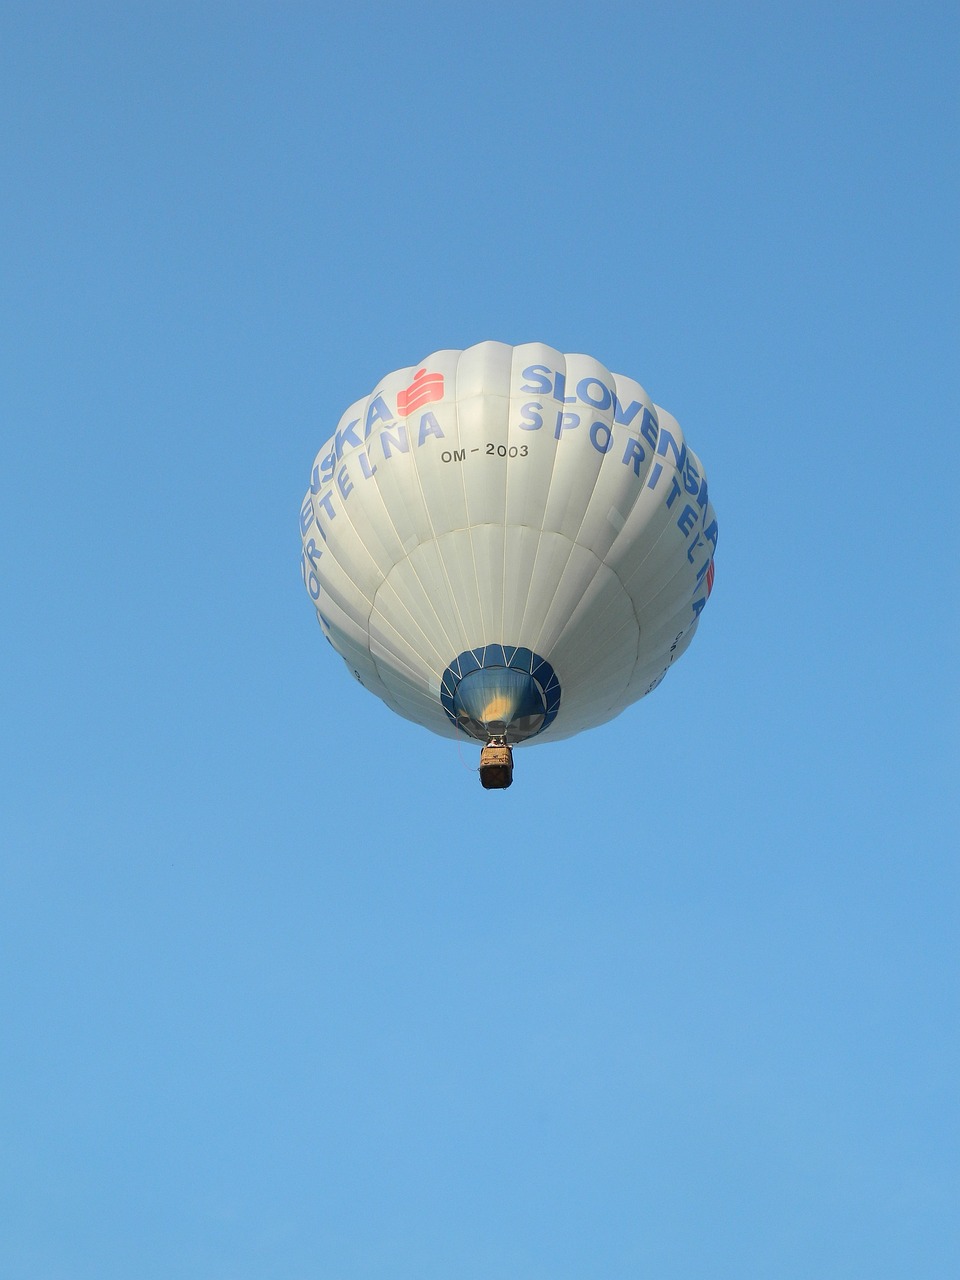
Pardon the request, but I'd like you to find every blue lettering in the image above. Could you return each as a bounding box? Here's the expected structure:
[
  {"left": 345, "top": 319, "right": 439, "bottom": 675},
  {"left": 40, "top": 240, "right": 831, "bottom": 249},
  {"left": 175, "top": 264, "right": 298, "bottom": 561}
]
[
  {"left": 316, "top": 491, "right": 335, "bottom": 535},
  {"left": 299, "top": 497, "right": 314, "bottom": 535},
  {"left": 646, "top": 461, "right": 663, "bottom": 490},
  {"left": 577, "top": 377, "right": 612, "bottom": 410},
  {"left": 335, "top": 418, "right": 362, "bottom": 460},
  {"left": 677, "top": 504, "right": 698, "bottom": 535},
  {"left": 300, "top": 551, "right": 320, "bottom": 600},
  {"left": 665, "top": 477, "right": 682, "bottom": 509},
  {"left": 691, "top": 596, "right": 707, "bottom": 618},
  {"left": 612, "top": 394, "right": 643, "bottom": 427},
  {"left": 520, "top": 364, "right": 553, "bottom": 395},
  {"left": 305, "top": 538, "right": 322, "bottom": 568},
  {"left": 590, "top": 421, "right": 613, "bottom": 453},
  {"left": 656, "top": 428, "right": 687, "bottom": 472},
  {"left": 380, "top": 424, "right": 409, "bottom": 458},
  {"left": 552, "top": 371, "right": 577, "bottom": 404},
  {"left": 683, "top": 458, "right": 700, "bottom": 495},
  {"left": 622, "top": 437, "right": 645, "bottom": 476},
  {"left": 703, "top": 518, "right": 718, "bottom": 548},
  {"left": 686, "top": 533, "right": 704, "bottom": 562},
  {"left": 337, "top": 465, "right": 353, "bottom": 500},
  {"left": 519, "top": 401, "right": 543, "bottom": 430},
  {"left": 359, "top": 451, "right": 377, "bottom": 479},
  {"left": 417, "top": 411, "right": 444, "bottom": 445},
  {"left": 555, "top": 411, "right": 579, "bottom": 438},
  {"left": 311, "top": 450, "right": 336, "bottom": 491},
  {"left": 364, "top": 394, "right": 395, "bottom": 437},
  {"left": 640, "top": 406, "right": 658, "bottom": 451}
]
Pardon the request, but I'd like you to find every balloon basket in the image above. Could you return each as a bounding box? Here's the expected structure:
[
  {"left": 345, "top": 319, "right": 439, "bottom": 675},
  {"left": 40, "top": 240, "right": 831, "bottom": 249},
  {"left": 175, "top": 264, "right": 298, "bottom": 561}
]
[{"left": 479, "top": 742, "right": 513, "bottom": 790}]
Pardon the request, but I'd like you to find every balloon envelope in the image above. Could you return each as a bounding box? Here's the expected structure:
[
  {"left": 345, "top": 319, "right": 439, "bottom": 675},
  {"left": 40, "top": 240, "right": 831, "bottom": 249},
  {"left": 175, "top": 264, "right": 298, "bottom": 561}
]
[{"left": 300, "top": 341, "right": 717, "bottom": 745}]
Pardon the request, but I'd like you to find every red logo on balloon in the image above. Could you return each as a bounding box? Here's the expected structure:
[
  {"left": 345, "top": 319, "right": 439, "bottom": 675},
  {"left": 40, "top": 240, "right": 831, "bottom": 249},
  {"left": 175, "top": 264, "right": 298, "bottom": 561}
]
[
  {"left": 706, "top": 559, "right": 716, "bottom": 597},
  {"left": 397, "top": 368, "right": 444, "bottom": 417}
]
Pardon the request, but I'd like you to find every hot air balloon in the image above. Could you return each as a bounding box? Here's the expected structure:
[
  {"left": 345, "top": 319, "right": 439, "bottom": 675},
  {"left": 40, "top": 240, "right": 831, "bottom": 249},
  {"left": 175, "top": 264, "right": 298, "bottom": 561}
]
[{"left": 300, "top": 341, "right": 717, "bottom": 788}]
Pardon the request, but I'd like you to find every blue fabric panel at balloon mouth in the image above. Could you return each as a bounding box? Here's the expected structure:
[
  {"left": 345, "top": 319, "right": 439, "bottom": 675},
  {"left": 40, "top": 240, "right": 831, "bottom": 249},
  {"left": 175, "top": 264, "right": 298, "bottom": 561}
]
[{"left": 439, "top": 646, "right": 561, "bottom": 737}]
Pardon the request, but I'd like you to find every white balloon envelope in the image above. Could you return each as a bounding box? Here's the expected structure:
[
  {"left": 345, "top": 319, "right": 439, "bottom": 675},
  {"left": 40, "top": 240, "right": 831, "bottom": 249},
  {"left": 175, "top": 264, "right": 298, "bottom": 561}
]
[{"left": 300, "top": 341, "right": 717, "bottom": 783}]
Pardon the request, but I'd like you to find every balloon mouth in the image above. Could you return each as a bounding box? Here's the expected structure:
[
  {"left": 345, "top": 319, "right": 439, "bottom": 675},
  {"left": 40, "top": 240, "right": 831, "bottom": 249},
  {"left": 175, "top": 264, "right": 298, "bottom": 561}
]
[{"left": 440, "top": 646, "right": 561, "bottom": 743}]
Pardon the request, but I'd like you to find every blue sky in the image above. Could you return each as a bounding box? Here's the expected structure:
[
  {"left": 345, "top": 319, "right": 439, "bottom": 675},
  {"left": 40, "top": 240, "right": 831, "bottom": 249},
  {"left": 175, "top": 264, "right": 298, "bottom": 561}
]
[{"left": 2, "top": 3, "right": 957, "bottom": 1276}]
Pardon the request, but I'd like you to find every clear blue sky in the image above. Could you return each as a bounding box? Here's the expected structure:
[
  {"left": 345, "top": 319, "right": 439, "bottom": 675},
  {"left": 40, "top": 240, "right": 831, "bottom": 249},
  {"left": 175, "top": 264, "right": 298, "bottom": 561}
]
[{"left": 2, "top": 3, "right": 957, "bottom": 1276}]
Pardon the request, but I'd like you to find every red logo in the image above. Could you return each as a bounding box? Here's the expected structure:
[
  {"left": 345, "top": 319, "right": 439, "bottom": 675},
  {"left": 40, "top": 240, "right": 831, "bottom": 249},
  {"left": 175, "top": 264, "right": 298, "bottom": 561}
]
[
  {"left": 706, "top": 559, "right": 716, "bottom": 597},
  {"left": 397, "top": 368, "right": 444, "bottom": 417}
]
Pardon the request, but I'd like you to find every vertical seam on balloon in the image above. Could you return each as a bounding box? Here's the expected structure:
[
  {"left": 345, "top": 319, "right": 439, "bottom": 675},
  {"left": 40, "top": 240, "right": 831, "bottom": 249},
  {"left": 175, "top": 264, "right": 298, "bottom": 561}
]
[
  {"left": 400, "top": 360, "right": 465, "bottom": 666},
  {"left": 630, "top": 556, "right": 697, "bottom": 627},
  {"left": 549, "top": 562, "right": 639, "bottom": 671},
  {"left": 366, "top": 586, "right": 448, "bottom": 674},
  {"left": 580, "top": 381, "right": 662, "bottom": 685},
  {"left": 503, "top": 348, "right": 525, "bottom": 640},
  {"left": 371, "top": 564, "right": 452, "bottom": 668},
  {"left": 527, "top": 354, "right": 606, "bottom": 662},
  {"left": 602, "top": 373, "right": 659, "bottom": 562},
  {"left": 460, "top": 350, "right": 488, "bottom": 646},
  {"left": 611, "top": 483, "right": 698, "bottom": 687},
  {"left": 406, "top": 352, "right": 474, "bottom": 659},
  {"left": 500, "top": 498, "right": 508, "bottom": 655},
  {"left": 544, "top": 421, "right": 691, "bottom": 715},
  {"left": 356, "top": 376, "right": 451, "bottom": 692},
  {"left": 549, "top": 617, "right": 640, "bottom": 727},
  {"left": 503, "top": 348, "right": 525, "bottom": 644},
  {"left": 623, "top": 597, "right": 699, "bottom": 703},
  {"left": 478, "top": 364, "right": 513, "bottom": 645},
  {"left": 456, "top": 358, "right": 474, "bottom": 648},
  {"left": 600, "top": 427, "right": 690, "bottom": 687},
  {"left": 612, "top": 468, "right": 689, "bottom": 599},
  {"left": 308, "top": 403, "right": 380, "bottom": 653},
  {"left": 564, "top": 356, "right": 615, "bottom": 555},
  {"left": 519, "top": 346, "right": 567, "bottom": 649},
  {"left": 474, "top": 361, "right": 509, "bottom": 645},
  {"left": 339, "top": 385, "right": 405, "bottom": 681},
  {"left": 538, "top": 355, "right": 619, "bottom": 657}
]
